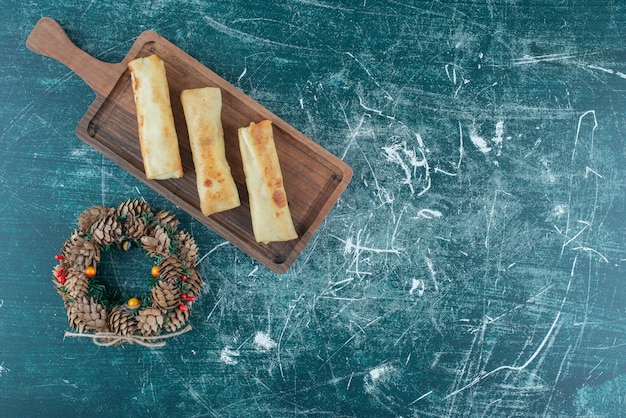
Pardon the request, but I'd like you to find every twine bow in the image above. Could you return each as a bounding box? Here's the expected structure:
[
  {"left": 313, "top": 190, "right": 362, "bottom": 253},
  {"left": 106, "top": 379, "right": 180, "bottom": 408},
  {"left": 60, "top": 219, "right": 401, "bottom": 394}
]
[{"left": 64, "top": 325, "right": 192, "bottom": 348}]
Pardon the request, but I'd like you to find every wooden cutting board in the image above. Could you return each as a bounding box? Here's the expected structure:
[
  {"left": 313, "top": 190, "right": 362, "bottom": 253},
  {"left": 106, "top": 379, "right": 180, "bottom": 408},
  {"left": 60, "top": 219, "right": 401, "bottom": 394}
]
[{"left": 26, "top": 17, "right": 352, "bottom": 274}]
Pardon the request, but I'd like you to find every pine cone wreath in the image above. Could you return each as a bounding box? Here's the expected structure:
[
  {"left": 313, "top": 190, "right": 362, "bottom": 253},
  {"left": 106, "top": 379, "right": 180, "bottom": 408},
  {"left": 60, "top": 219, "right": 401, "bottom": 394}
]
[
  {"left": 54, "top": 200, "right": 202, "bottom": 345},
  {"left": 67, "top": 297, "right": 108, "bottom": 333},
  {"left": 62, "top": 230, "right": 100, "bottom": 270},
  {"left": 136, "top": 307, "right": 165, "bottom": 336},
  {"left": 164, "top": 307, "right": 190, "bottom": 333},
  {"left": 151, "top": 281, "right": 181, "bottom": 310},
  {"left": 77, "top": 206, "right": 114, "bottom": 234},
  {"left": 91, "top": 215, "right": 122, "bottom": 246},
  {"left": 108, "top": 306, "right": 138, "bottom": 336}
]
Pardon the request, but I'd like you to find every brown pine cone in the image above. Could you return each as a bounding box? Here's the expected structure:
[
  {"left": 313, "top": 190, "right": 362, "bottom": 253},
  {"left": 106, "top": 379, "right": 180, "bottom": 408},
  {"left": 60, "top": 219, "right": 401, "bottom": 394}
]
[
  {"left": 63, "top": 268, "right": 90, "bottom": 300},
  {"left": 77, "top": 206, "right": 114, "bottom": 234},
  {"left": 164, "top": 306, "right": 190, "bottom": 333},
  {"left": 124, "top": 215, "right": 149, "bottom": 241},
  {"left": 142, "top": 225, "right": 171, "bottom": 257},
  {"left": 67, "top": 297, "right": 108, "bottom": 333},
  {"left": 91, "top": 215, "right": 122, "bottom": 246},
  {"left": 153, "top": 210, "right": 179, "bottom": 231},
  {"left": 158, "top": 256, "right": 184, "bottom": 283},
  {"left": 185, "top": 269, "right": 203, "bottom": 298},
  {"left": 62, "top": 230, "right": 101, "bottom": 270},
  {"left": 117, "top": 198, "right": 152, "bottom": 220},
  {"left": 109, "top": 306, "right": 138, "bottom": 336},
  {"left": 175, "top": 231, "right": 198, "bottom": 268},
  {"left": 140, "top": 235, "right": 158, "bottom": 255},
  {"left": 136, "top": 307, "right": 164, "bottom": 336},
  {"left": 151, "top": 281, "right": 181, "bottom": 310}
]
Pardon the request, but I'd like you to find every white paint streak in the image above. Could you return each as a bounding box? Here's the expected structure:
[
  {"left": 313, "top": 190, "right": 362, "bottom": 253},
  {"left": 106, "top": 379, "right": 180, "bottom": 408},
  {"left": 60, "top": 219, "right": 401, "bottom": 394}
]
[
  {"left": 408, "top": 390, "right": 433, "bottom": 405},
  {"left": 415, "top": 208, "right": 443, "bottom": 219},
  {"left": 346, "top": 52, "right": 393, "bottom": 100},
  {"left": 364, "top": 364, "right": 395, "bottom": 394},
  {"left": 220, "top": 346, "right": 240, "bottom": 366},
  {"left": 424, "top": 257, "right": 439, "bottom": 292},
  {"left": 586, "top": 64, "right": 626, "bottom": 79},
  {"left": 492, "top": 120, "right": 505, "bottom": 155},
  {"left": 410, "top": 278, "right": 425, "bottom": 297},
  {"left": 382, "top": 135, "right": 431, "bottom": 196},
  {"left": 196, "top": 241, "right": 230, "bottom": 266},
  {"left": 253, "top": 331, "right": 277, "bottom": 352},
  {"left": 236, "top": 67, "right": 247, "bottom": 82},
  {"left": 0, "top": 362, "right": 9, "bottom": 377},
  {"left": 446, "top": 309, "right": 562, "bottom": 399},
  {"left": 512, "top": 53, "right": 576, "bottom": 65},
  {"left": 469, "top": 127, "right": 492, "bottom": 154}
]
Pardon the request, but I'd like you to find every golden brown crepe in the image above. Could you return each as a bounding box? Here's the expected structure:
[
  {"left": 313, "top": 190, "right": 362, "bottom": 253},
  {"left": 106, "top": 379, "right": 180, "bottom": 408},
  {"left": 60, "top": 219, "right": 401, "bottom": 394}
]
[
  {"left": 128, "top": 54, "right": 183, "bottom": 180},
  {"left": 180, "top": 87, "right": 240, "bottom": 216},
  {"left": 238, "top": 120, "right": 298, "bottom": 244}
]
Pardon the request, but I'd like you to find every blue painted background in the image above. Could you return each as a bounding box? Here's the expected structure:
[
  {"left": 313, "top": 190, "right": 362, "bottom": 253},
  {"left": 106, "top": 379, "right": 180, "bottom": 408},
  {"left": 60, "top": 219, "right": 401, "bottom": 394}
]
[{"left": 1, "top": 1, "right": 625, "bottom": 416}]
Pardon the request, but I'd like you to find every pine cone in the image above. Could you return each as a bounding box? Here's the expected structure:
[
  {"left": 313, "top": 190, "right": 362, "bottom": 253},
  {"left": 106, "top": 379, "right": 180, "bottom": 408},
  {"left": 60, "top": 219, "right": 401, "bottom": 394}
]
[
  {"left": 63, "top": 268, "right": 90, "bottom": 300},
  {"left": 164, "top": 306, "right": 190, "bottom": 333},
  {"left": 77, "top": 206, "right": 114, "bottom": 234},
  {"left": 117, "top": 199, "right": 152, "bottom": 220},
  {"left": 91, "top": 215, "right": 122, "bottom": 246},
  {"left": 158, "top": 256, "right": 184, "bottom": 283},
  {"left": 62, "top": 230, "right": 100, "bottom": 270},
  {"left": 153, "top": 210, "right": 179, "bottom": 231},
  {"left": 109, "top": 306, "right": 138, "bottom": 336},
  {"left": 67, "top": 297, "right": 108, "bottom": 333},
  {"left": 136, "top": 307, "right": 164, "bottom": 336},
  {"left": 140, "top": 235, "right": 158, "bottom": 255},
  {"left": 124, "top": 215, "right": 149, "bottom": 241},
  {"left": 141, "top": 225, "right": 171, "bottom": 257},
  {"left": 151, "top": 281, "right": 181, "bottom": 310},
  {"left": 176, "top": 231, "right": 198, "bottom": 268},
  {"left": 185, "top": 269, "right": 203, "bottom": 298}
]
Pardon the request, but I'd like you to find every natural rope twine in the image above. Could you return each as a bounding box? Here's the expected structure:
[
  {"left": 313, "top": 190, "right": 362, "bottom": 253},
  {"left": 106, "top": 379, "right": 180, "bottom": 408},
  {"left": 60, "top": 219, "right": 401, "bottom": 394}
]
[{"left": 64, "top": 325, "right": 192, "bottom": 348}]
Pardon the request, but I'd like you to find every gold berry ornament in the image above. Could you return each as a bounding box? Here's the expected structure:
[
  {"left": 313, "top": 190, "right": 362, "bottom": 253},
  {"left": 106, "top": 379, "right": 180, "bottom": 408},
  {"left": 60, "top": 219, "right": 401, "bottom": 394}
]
[
  {"left": 151, "top": 265, "right": 160, "bottom": 277},
  {"left": 127, "top": 297, "right": 141, "bottom": 308},
  {"left": 85, "top": 265, "right": 97, "bottom": 277}
]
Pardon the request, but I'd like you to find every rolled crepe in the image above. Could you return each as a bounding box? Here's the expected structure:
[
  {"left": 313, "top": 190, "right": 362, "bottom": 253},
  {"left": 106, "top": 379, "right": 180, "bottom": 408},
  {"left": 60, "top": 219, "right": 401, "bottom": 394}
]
[
  {"left": 128, "top": 54, "right": 183, "bottom": 180},
  {"left": 180, "top": 87, "right": 240, "bottom": 216},
  {"left": 238, "top": 120, "right": 298, "bottom": 244}
]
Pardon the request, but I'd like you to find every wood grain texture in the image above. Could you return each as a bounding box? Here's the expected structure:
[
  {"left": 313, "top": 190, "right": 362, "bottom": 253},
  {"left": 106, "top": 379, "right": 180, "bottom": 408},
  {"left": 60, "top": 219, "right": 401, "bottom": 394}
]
[{"left": 27, "top": 17, "right": 352, "bottom": 273}]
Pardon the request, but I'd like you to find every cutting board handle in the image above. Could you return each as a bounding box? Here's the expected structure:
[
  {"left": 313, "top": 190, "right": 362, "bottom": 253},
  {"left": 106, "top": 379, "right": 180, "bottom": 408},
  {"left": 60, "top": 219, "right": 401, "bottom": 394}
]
[{"left": 26, "top": 17, "right": 124, "bottom": 97}]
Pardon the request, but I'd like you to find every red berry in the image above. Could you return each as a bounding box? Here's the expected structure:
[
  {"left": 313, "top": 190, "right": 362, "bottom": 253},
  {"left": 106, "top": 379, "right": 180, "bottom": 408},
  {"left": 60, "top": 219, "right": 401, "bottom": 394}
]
[
  {"left": 55, "top": 268, "right": 64, "bottom": 278},
  {"left": 59, "top": 276, "right": 66, "bottom": 285},
  {"left": 187, "top": 296, "right": 195, "bottom": 302},
  {"left": 181, "top": 294, "right": 188, "bottom": 301},
  {"left": 181, "top": 275, "right": 187, "bottom": 282},
  {"left": 179, "top": 303, "right": 186, "bottom": 312},
  {"left": 55, "top": 254, "right": 65, "bottom": 260}
]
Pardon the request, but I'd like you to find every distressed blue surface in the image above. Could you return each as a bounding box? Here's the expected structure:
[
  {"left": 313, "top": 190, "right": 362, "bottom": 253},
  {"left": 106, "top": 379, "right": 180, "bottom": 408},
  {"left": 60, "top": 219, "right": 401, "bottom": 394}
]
[{"left": 1, "top": 1, "right": 625, "bottom": 416}]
